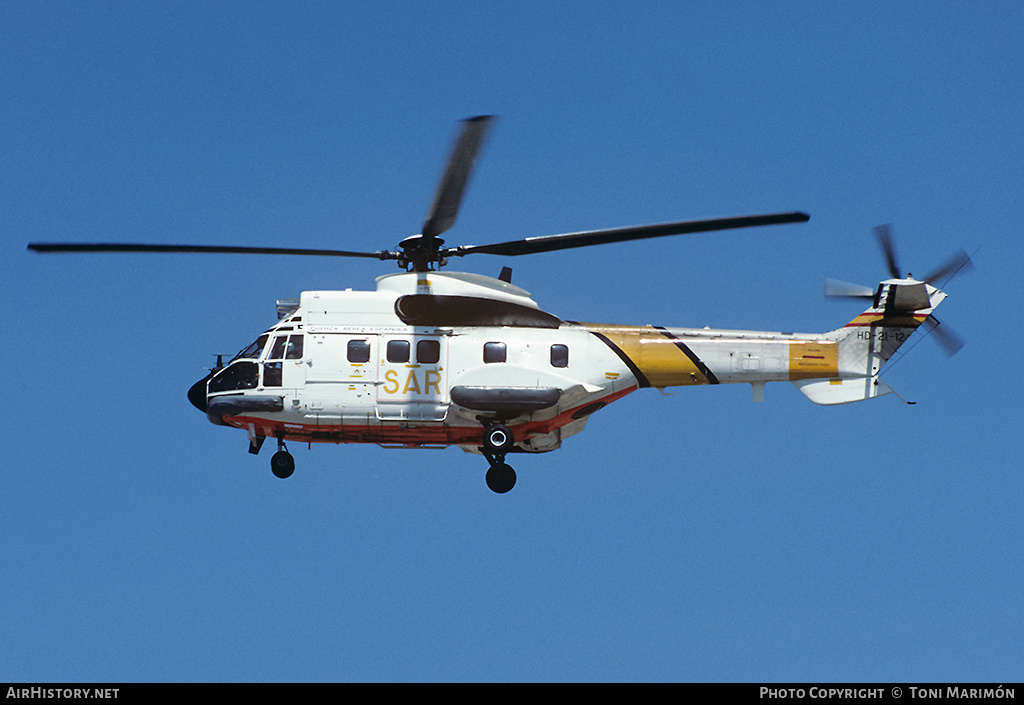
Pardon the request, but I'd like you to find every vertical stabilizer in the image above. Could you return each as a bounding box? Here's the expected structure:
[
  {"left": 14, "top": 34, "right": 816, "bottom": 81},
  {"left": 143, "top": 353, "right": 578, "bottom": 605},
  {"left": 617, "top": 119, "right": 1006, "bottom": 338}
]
[
  {"left": 830, "top": 280, "right": 944, "bottom": 378},
  {"left": 794, "top": 279, "right": 946, "bottom": 404}
]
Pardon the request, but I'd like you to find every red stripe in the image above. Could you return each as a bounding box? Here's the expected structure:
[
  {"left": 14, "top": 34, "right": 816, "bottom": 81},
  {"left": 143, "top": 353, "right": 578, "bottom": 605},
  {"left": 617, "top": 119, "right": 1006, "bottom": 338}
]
[{"left": 222, "top": 385, "right": 638, "bottom": 446}]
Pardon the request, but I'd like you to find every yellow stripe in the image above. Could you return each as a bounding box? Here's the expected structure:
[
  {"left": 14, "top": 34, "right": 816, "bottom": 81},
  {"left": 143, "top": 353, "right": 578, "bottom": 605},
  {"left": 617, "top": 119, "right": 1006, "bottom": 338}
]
[
  {"left": 582, "top": 323, "right": 712, "bottom": 386},
  {"left": 846, "top": 312, "right": 928, "bottom": 328},
  {"left": 788, "top": 340, "right": 838, "bottom": 381}
]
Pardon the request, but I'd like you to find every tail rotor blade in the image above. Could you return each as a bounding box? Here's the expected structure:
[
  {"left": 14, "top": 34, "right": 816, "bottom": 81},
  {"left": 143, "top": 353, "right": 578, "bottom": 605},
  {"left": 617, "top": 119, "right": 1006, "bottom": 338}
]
[
  {"left": 924, "top": 315, "right": 965, "bottom": 357},
  {"left": 874, "top": 224, "right": 902, "bottom": 279},
  {"left": 922, "top": 248, "right": 974, "bottom": 286},
  {"left": 824, "top": 278, "right": 876, "bottom": 300}
]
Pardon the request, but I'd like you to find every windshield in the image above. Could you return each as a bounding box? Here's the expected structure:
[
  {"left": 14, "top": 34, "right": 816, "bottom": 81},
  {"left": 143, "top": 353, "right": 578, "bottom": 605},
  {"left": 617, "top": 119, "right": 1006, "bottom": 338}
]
[
  {"left": 208, "top": 361, "right": 260, "bottom": 394},
  {"left": 232, "top": 334, "right": 268, "bottom": 362}
]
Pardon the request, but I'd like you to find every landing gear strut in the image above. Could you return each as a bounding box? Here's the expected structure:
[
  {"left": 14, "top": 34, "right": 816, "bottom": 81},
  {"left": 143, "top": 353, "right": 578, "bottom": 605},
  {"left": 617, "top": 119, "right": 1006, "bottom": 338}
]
[
  {"left": 270, "top": 437, "right": 295, "bottom": 479},
  {"left": 482, "top": 423, "right": 516, "bottom": 493}
]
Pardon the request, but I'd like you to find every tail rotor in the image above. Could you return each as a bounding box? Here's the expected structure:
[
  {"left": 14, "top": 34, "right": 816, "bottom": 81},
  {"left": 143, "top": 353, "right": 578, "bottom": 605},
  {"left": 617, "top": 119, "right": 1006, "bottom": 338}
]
[{"left": 824, "top": 223, "right": 972, "bottom": 356}]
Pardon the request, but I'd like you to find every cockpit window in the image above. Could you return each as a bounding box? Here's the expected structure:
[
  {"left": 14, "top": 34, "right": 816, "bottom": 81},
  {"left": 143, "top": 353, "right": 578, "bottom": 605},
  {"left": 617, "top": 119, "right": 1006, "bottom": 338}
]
[
  {"left": 233, "top": 335, "right": 268, "bottom": 362},
  {"left": 209, "top": 361, "right": 260, "bottom": 393},
  {"left": 263, "top": 362, "right": 282, "bottom": 387},
  {"left": 269, "top": 336, "right": 288, "bottom": 360},
  {"left": 266, "top": 334, "right": 304, "bottom": 361}
]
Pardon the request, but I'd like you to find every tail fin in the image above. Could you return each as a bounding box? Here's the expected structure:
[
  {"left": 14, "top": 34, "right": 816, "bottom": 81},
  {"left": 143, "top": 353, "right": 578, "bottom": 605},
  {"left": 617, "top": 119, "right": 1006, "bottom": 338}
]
[
  {"left": 794, "top": 279, "right": 945, "bottom": 405},
  {"left": 833, "top": 280, "right": 944, "bottom": 376}
]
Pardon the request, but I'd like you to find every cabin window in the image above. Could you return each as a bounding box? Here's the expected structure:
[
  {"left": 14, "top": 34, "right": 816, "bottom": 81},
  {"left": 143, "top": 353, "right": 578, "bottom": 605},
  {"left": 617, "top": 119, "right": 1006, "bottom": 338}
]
[
  {"left": 483, "top": 342, "right": 507, "bottom": 363},
  {"left": 387, "top": 340, "right": 411, "bottom": 363},
  {"left": 209, "top": 361, "right": 260, "bottom": 393},
  {"left": 347, "top": 339, "right": 371, "bottom": 363},
  {"left": 417, "top": 339, "right": 440, "bottom": 364},
  {"left": 550, "top": 344, "right": 569, "bottom": 368}
]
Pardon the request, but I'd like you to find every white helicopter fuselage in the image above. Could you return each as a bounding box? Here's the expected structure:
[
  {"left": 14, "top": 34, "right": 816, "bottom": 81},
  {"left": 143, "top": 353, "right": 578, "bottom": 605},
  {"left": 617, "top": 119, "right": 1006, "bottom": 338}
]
[
  {"left": 31, "top": 117, "right": 963, "bottom": 492},
  {"left": 198, "top": 270, "right": 939, "bottom": 457},
  {"left": 203, "top": 271, "right": 628, "bottom": 453}
]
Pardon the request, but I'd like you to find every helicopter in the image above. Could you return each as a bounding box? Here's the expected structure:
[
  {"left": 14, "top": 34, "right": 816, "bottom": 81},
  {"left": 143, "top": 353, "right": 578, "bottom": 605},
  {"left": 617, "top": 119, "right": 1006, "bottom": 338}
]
[{"left": 28, "top": 116, "right": 971, "bottom": 493}]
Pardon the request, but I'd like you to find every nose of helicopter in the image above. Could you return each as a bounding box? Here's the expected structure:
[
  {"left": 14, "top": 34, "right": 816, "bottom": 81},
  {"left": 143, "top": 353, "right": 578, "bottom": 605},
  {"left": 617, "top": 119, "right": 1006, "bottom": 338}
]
[{"left": 188, "top": 373, "right": 211, "bottom": 413}]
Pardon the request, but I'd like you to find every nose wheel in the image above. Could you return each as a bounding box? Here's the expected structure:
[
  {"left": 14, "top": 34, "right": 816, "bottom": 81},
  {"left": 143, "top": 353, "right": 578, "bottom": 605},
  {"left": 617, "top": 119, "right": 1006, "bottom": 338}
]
[{"left": 482, "top": 423, "right": 516, "bottom": 493}]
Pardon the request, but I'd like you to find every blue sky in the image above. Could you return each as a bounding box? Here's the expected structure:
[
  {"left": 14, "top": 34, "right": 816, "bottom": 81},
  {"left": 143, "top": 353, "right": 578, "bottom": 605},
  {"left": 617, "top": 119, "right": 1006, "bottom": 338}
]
[{"left": 3, "top": 2, "right": 1021, "bottom": 682}]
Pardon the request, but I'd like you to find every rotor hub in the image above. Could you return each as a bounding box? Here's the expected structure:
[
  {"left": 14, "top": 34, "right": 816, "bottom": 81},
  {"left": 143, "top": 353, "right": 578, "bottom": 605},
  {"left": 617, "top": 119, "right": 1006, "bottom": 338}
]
[{"left": 397, "top": 234, "right": 447, "bottom": 271}]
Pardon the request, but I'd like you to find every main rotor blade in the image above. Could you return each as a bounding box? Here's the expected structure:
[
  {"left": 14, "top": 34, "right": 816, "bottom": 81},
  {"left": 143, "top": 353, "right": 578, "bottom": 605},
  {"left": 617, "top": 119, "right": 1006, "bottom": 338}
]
[
  {"left": 27, "top": 242, "right": 388, "bottom": 258},
  {"left": 824, "top": 278, "right": 876, "bottom": 300},
  {"left": 921, "top": 248, "right": 974, "bottom": 286},
  {"left": 874, "top": 224, "right": 901, "bottom": 279},
  {"left": 421, "top": 115, "right": 495, "bottom": 241},
  {"left": 450, "top": 211, "right": 810, "bottom": 258}
]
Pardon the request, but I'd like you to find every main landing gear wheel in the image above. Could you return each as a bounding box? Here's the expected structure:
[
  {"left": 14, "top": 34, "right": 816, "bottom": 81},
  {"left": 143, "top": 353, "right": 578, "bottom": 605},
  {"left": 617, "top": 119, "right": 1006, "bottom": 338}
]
[
  {"left": 483, "top": 423, "right": 514, "bottom": 455},
  {"left": 270, "top": 438, "right": 294, "bottom": 479},
  {"left": 486, "top": 462, "right": 516, "bottom": 494}
]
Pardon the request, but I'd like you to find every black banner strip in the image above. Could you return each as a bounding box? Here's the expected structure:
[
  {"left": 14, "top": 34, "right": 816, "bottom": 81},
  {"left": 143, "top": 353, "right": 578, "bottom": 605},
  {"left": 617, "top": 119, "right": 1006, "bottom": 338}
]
[
  {"left": 653, "top": 326, "right": 720, "bottom": 384},
  {"left": 569, "top": 322, "right": 651, "bottom": 388}
]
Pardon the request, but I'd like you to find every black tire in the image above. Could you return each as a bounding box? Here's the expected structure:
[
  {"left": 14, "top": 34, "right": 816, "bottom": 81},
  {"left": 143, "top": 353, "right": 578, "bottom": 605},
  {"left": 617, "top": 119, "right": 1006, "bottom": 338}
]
[
  {"left": 485, "top": 462, "right": 516, "bottom": 494},
  {"left": 270, "top": 450, "right": 295, "bottom": 479},
  {"left": 483, "top": 424, "right": 514, "bottom": 454}
]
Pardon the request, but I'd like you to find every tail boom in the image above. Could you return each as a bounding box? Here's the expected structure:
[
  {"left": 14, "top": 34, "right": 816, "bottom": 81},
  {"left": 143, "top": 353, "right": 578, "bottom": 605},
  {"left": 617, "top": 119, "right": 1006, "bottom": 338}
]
[{"left": 575, "top": 280, "right": 947, "bottom": 406}]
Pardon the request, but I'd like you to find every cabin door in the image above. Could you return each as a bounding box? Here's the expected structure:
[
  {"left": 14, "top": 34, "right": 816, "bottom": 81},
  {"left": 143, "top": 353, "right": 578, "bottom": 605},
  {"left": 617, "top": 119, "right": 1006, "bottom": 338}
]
[{"left": 376, "top": 334, "right": 448, "bottom": 421}]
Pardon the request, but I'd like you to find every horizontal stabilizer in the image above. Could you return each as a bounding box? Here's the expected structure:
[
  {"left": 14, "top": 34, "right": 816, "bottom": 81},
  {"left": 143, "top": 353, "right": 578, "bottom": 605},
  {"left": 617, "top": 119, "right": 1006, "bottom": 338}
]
[{"left": 793, "top": 376, "right": 892, "bottom": 405}]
